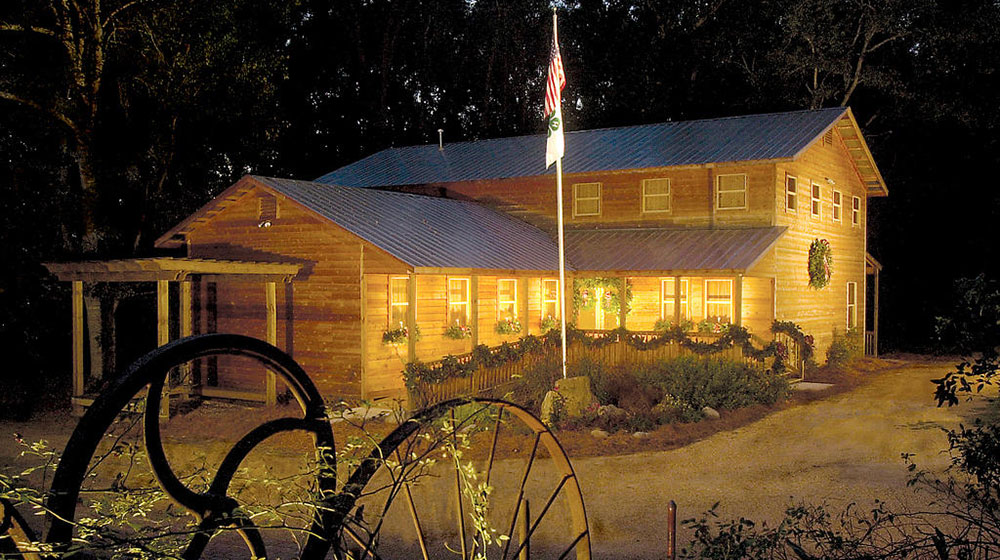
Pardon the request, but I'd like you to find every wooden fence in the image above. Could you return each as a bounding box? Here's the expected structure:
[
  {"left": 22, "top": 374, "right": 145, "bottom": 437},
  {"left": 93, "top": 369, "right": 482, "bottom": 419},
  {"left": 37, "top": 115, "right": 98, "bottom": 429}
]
[{"left": 410, "top": 330, "right": 770, "bottom": 408}]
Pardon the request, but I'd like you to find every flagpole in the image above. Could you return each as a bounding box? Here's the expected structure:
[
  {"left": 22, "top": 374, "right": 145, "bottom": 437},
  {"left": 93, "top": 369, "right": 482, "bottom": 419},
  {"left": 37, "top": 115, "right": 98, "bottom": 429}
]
[{"left": 556, "top": 157, "right": 568, "bottom": 379}]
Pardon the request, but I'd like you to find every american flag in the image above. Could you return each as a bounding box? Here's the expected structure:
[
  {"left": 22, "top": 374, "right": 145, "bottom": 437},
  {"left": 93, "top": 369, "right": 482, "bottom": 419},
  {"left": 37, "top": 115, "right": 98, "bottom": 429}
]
[
  {"left": 545, "top": 11, "right": 565, "bottom": 168},
  {"left": 545, "top": 22, "right": 565, "bottom": 118}
]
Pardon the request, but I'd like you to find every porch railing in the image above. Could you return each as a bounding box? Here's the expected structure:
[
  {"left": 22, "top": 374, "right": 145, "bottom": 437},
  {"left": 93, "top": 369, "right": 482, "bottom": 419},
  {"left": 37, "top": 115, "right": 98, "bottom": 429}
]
[
  {"left": 409, "top": 330, "right": 760, "bottom": 408},
  {"left": 865, "top": 330, "right": 876, "bottom": 356}
]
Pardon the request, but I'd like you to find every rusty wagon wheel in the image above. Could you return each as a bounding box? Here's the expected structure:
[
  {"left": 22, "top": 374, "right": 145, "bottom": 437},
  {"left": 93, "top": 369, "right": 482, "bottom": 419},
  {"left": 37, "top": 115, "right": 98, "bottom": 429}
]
[
  {"left": 43, "top": 333, "right": 340, "bottom": 559},
  {"left": 337, "top": 398, "right": 591, "bottom": 560}
]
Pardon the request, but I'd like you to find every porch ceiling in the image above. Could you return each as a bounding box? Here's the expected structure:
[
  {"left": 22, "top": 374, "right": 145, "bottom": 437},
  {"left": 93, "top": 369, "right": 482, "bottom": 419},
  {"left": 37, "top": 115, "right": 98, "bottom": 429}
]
[
  {"left": 564, "top": 226, "right": 786, "bottom": 274},
  {"left": 44, "top": 257, "right": 302, "bottom": 283}
]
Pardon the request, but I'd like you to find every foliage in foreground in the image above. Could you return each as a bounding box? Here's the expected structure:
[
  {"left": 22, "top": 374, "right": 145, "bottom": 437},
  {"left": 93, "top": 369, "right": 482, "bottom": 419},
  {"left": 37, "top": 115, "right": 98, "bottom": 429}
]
[{"left": 685, "top": 275, "right": 1000, "bottom": 559}]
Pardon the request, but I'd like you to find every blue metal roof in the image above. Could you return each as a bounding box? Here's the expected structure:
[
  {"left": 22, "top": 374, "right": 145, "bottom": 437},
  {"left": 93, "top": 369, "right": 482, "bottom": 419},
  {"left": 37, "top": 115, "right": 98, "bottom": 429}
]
[
  {"left": 254, "top": 176, "right": 562, "bottom": 271},
  {"left": 316, "top": 108, "right": 847, "bottom": 188},
  {"left": 564, "top": 227, "right": 787, "bottom": 272}
]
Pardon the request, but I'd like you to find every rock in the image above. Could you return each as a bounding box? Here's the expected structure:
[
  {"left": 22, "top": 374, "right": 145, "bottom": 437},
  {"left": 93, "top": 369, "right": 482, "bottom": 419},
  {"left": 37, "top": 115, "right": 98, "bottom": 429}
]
[
  {"left": 540, "top": 390, "right": 564, "bottom": 426},
  {"left": 632, "top": 431, "right": 650, "bottom": 439},
  {"left": 590, "top": 429, "right": 610, "bottom": 438},
  {"left": 701, "top": 406, "right": 721, "bottom": 419},
  {"left": 553, "top": 376, "right": 598, "bottom": 417},
  {"left": 598, "top": 404, "right": 625, "bottom": 418}
]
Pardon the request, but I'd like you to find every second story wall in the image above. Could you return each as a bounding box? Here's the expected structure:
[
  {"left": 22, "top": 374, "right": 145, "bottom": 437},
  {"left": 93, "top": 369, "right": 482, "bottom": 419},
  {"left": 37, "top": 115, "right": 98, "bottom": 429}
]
[{"left": 438, "top": 163, "right": 777, "bottom": 231}]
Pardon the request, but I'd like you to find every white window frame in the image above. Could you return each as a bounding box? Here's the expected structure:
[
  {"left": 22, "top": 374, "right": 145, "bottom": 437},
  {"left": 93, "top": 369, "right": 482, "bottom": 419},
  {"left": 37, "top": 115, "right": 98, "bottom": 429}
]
[
  {"left": 542, "top": 279, "right": 559, "bottom": 319},
  {"left": 642, "top": 178, "right": 671, "bottom": 213},
  {"left": 716, "top": 173, "right": 748, "bottom": 210},
  {"left": 660, "top": 278, "right": 689, "bottom": 320},
  {"left": 448, "top": 277, "right": 470, "bottom": 327},
  {"left": 832, "top": 190, "right": 842, "bottom": 222},
  {"left": 846, "top": 281, "right": 858, "bottom": 329},
  {"left": 811, "top": 182, "right": 822, "bottom": 219},
  {"left": 388, "top": 276, "right": 411, "bottom": 328},
  {"left": 785, "top": 175, "right": 797, "bottom": 213},
  {"left": 497, "top": 278, "right": 518, "bottom": 320},
  {"left": 573, "top": 182, "right": 602, "bottom": 217},
  {"left": 704, "top": 278, "right": 734, "bottom": 324},
  {"left": 852, "top": 196, "right": 861, "bottom": 226}
]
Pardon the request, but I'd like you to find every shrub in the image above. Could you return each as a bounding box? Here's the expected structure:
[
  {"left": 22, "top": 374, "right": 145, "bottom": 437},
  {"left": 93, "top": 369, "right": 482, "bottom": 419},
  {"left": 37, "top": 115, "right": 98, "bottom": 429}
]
[
  {"left": 638, "top": 355, "right": 789, "bottom": 411},
  {"left": 826, "top": 327, "right": 863, "bottom": 367},
  {"left": 507, "top": 356, "right": 560, "bottom": 412}
]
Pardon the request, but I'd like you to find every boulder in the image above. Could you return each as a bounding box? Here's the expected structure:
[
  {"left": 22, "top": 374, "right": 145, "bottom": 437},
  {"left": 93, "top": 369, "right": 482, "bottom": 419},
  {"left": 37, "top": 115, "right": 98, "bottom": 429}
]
[
  {"left": 701, "top": 406, "right": 721, "bottom": 419},
  {"left": 632, "top": 431, "right": 650, "bottom": 439},
  {"left": 540, "top": 376, "right": 597, "bottom": 425},
  {"left": 590, "top": 429, "right": 610, "bottom": 439}
]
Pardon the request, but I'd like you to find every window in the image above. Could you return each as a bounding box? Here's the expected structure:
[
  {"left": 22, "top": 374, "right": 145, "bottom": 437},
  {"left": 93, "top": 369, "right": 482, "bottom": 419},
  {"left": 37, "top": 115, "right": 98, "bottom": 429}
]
[
  {"left": 716, "top": 174, "right": 747, "bottom": 210},
  {"left": 832, "top": 190, "right": 842, "bottom": 222},
  {"left": 497, "top": 279, "right": 517, "bottom": 321},
  {"left": 847, "top": 281, "right": 858, "bottom": 329},
  {"left": 704, "top": 279, "right": 733, "bottom": 324},
  {"left": 573, "top": 182, "right": 601, "bottom": 216},
  {"left": 448, "top": 278, "right": 470, "bottom": 327},
  {"left": 660, "top": 278, "right": 689, "bottom": 320},
  {"left": 852, "top": 196, "right": 861, "bottom": 226},
  {"left": 642, "top": 178, "right": 671, "bottom": 213},
  {"left": 785, "top": 175, "right": 797, "bottom": 213},
  {"left": 542, "top": 279, "right": 559, "bottom": 320},
  {"left": 388, "top": 276, "right": 410, "bottom": 327},
  {"left": 811, "top": 183, "right": 822, "bottom": 218}
]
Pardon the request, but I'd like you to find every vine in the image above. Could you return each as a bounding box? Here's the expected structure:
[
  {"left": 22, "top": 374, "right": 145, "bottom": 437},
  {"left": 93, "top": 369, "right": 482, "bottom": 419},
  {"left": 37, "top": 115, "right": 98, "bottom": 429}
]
[
  {"left": 573, "top": 277, "right": 633, "bottom": 315},
  {"left": 404, "top": 320, "right": 816, "bottom": 390},
  {"left": 808, "top": 238, "right": 833, "bottom": 289}
]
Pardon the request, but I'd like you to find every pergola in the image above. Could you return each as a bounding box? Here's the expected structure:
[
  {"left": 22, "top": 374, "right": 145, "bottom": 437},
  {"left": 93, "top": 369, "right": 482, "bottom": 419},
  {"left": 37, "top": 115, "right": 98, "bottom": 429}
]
[{"left": 45, "top": 257, "right": 302, "bottom": 414}]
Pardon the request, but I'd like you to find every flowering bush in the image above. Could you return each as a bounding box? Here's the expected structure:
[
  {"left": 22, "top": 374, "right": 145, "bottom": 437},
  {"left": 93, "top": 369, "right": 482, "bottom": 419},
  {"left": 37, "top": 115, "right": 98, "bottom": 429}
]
[
  {"left": 495, "top": 318, "right": 523, "bottom": 335},
  {"left": 444, "top": 324, "right": 473, "bottom": 339}
]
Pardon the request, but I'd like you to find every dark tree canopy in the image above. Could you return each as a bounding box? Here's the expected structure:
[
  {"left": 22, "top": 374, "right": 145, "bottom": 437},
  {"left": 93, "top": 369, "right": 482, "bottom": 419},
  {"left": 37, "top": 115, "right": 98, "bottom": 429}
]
[{"left": 2, "top": 0, "right": 999, "bottom": 399}]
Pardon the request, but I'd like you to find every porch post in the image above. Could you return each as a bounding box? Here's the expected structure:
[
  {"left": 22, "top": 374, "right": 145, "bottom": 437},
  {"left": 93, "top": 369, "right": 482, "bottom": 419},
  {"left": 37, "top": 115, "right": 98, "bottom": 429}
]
[
  {"left": 471, "top": 275, "right": 480, "bottom": 346},
  {"left": 733, "top": 275, "right": 743, "bottom": 326},
  {"left": 519, "top": 277, "right": 529, "bottom": 335},
  {"left": 673, "top": 275, "right": 682, "bottom": 327},
  {"left": 618, "top": 276, "right": 628, "bottom": 330},
  {"left": 406, "top": 272, "right": 417, "bottom": 363},
  {"left": 72, "top": 281, "right": 85, "bottom": 414},
  {"left": 873, "top": 268, "right": 880, "bottom": 357},
  {"left": 265, "top": 280, "right": 277, "bottom": 406},
  {"left": 156, "top": 279, "right": 170, "bottom": 416}
]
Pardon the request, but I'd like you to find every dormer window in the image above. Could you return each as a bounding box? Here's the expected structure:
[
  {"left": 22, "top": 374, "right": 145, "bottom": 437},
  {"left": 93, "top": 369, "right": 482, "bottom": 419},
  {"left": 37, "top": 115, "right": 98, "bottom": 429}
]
[{"left": 573, "top": 182, "right": 601, "bottom": 216}]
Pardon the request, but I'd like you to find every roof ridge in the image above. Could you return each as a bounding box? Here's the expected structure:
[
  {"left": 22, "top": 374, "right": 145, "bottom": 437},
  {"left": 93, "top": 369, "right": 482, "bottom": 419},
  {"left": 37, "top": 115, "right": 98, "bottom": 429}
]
[{"left": 363, "top": 107, "right": 847, "bottom": 153}]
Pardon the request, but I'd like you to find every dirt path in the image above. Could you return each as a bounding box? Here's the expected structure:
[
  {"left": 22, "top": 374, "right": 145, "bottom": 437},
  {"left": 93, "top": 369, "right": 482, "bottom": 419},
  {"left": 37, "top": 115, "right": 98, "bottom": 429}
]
[{"left": 578, "top": 359, "right": 981, "bottom": 558}]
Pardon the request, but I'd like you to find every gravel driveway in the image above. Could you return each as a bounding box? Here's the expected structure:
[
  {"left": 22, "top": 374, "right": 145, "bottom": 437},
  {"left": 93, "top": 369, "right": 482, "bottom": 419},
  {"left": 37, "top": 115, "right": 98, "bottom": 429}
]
[{"left": 577, "top": 359, "right": 981, "bottom": 558}]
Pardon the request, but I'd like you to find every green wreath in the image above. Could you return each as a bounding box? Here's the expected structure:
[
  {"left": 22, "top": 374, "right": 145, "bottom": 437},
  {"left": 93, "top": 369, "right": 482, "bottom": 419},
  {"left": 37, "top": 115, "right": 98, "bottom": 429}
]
[
  {"left": 808, "top": 238, "right": 833, "bottom": 289},
  {"left": 573, "top": 277, "right": 633, "bottom": 315}
]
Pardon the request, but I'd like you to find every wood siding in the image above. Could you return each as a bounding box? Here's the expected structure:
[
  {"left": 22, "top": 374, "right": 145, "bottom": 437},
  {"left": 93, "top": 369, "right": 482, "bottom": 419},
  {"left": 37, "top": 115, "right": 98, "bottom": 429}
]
[
  {"left": 438, "top": 165, "right": 776, "bottom": 233},
  {"left": 187, "top": 184, "right": 405, "bottom": 400},
  {"left": 773, "top": 131, "right": 868, "bottom": 356}
]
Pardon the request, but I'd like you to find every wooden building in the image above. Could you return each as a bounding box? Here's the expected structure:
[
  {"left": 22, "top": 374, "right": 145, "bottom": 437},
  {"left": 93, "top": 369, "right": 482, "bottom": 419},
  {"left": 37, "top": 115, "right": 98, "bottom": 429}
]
[{"left": 48, "top": 107, "right": 886, "bottom": 405}]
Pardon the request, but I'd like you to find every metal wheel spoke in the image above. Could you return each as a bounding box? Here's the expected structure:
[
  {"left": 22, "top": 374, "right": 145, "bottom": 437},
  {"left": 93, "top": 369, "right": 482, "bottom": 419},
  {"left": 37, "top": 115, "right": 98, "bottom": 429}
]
[
  {"left": 501, "top": 432, "right": 541, "bottom": 560},
  {"left": 556, "top": 531, "right": 590, "bottom": 560},
  {"left": 508, "top": 474, "right": 573, "bottom": 560}
]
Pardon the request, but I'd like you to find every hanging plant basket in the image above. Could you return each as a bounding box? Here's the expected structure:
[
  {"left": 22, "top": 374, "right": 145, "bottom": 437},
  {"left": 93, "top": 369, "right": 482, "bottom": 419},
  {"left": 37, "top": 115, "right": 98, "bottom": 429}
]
[{"left": 808, "top": 239, "right": 833, "bottom": 289}]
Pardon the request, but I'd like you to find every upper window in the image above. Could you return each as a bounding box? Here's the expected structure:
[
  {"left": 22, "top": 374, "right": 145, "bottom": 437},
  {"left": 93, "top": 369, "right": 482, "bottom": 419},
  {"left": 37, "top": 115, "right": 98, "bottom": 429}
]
[
  {"left": 847, "top": 281, "right": 858, "bottom": 329},
  {"left": 497, "top": 279, "right": 517, "bottom": 321},
  {"left": 642, "top": 178, "right": 671, "bottom": 213},
  {"left": 448, "top": 277, "right": 470, "bottom": 327},
  {"left": 832, "top": 190, "right": 842, "bottom": 222},
  {"left": 389, "top": 276, "right": 410, "bottom": 328},
  {"left": 573, "top": 182, "right": 601, "bottom": 216},
  {"left": 661, "top": 278, "right": 689, "bottom": 320},
  {"left": 852, "top": 196, "right": 861, "bottom": 226},
  {"left": 542, "top": 279, "right": 559, "bottom": 320},
  {"left": 704, "top": 279, "right": 733, "bottom": 324},
  {"left": 716, "top": 174, "right": 747, "bottom": 210},
  {"left": 785, "top": 175, "right": 797, "bottom": 213},
  {"left": 811, "top": 183, "right": 822, "bottom": 218}
]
